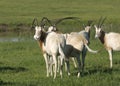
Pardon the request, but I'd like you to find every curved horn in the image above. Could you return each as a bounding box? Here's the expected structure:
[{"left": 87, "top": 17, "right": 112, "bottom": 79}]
[
  {"left": 99, "top": 17, "right": 106, "bottom": 28},
  {"left": 54, "top": 17, "right": 80, "bottom": 26},
  {"left": 87, "top": 20, "right": 93, "bottom": 26},
  {"left": 40, "top": 17, "right": 53, "bottom": 27},
  {"left": 98, "top": 17, "right": 102, "bottom": 28},
  {"left": 31, "top": 18, "right": 38, "bottom": 29}
]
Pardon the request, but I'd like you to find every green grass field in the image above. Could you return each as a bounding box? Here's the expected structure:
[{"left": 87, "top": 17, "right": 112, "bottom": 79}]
[
  {"left": 0, "top": 38, "right": 120, "bottom": 86},
  {"left": 0, "top": 0, "right": 120, "bottom": 86},
  {"left": 0, "top": 0, "right": 120, "bottom": 24}
]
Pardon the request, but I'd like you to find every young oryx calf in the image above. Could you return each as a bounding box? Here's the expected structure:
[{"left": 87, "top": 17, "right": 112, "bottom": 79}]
[
  {"left": 94, "top": 17, "right": 120, "bottom": 68},
  {"left": 33, "top": 18, "right": 66, "bottom": 79}
]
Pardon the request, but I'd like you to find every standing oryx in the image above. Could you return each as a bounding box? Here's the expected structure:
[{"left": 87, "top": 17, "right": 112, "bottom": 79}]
[
  {"left": 70, "top": 20, "right": 93, "bottom": 71},
  {"left": 94, "top": 17, "right": 120, "bottom": 68},
  {"left": 33, "top": 17, "right": 66, "bottom": 79},
  {"left": 64, "top": 33, "right": 97, "bottom": 77}
]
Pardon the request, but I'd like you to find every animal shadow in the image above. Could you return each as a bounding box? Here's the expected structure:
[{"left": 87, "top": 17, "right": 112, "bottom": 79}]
[
  {"left": 0, "top": 66, "right": 28, "bottom": 85},
  {"left": 0, "top": 66, "right": 28, "bottom": 73},
  {"left": 0, "top": 80, "right": 26, "bottom": 86},
  {"left": 0, "top": 80, "right": 14, "bottom": 86},
  {"left": 83, "top": 67, "right": 113, "bottom": 76}
]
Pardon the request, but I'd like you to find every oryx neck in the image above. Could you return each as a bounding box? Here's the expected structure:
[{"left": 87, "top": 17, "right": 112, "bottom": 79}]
[
  {"left": 99, "top": 30, "right": 105, "bottom": 44},
  {"left": 88, "top": 30, "right": 90, "bottom": 39},
  {"left": 39, "top": 31, "right": 48, "bottom": 42}
]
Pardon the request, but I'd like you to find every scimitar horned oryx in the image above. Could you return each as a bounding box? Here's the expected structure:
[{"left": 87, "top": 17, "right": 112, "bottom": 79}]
[
  {"left": 33, "top": 17, "right": 66, "bottom": 79},
  {"left": 94, "top": 17, "right": 120, "bottom": 68},
  {"left": 70, "top": 20, "right": 93, "bottom": 71}
]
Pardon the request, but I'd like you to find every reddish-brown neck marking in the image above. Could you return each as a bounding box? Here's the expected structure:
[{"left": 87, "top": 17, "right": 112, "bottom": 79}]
[{"left": 38, "top": 31, "right": 47, "bottom": 53}]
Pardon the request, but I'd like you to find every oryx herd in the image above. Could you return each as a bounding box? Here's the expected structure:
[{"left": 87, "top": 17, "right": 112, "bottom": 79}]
[{"left": 32, "top": 17, "right": 120, "bottom": 79}]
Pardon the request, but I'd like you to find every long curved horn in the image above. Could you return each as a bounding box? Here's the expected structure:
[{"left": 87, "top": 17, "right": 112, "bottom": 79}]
[
  {"left": 99, "top": 17, "right": 106, "bottom": 28},
  {"left": 87, "top": 20, "right": 93, "bottom": 26},
  {"left": 31, "top": 18, "right": 38, "bottom": 29},
  {"left": 98, "top": 17, "right": 102, "bottom": 28},
  {"left": 53, "top": 17, "right": 80, "bottom": 26},
  {"left": 40, "top": 17, "right": 53, "bottom": 27}
]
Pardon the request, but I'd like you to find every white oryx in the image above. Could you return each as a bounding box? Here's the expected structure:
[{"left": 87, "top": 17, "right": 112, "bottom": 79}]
[
  {"left": 33, "top": 18, "right": 66, "bottom": 79},
  {"left": 94, "top": 17, "right": 120, "bottom": 68}
]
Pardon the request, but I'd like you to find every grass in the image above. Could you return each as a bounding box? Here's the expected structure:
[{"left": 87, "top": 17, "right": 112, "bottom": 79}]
[
  {"left": 0, "top": 0, "right": 120, "bottom": 24},
  {"left": 0, "top": 34, "right": 120, "bottom": 86},
  {"left": 0, "top": 0, "right": 120, "bottom": 86}
]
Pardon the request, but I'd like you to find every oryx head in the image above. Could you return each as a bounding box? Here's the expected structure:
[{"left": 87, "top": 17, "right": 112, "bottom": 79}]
[
  {"left": 33, "top": 17, "right": 52, "bottom": 40},
  {"left": 94, "top": 17, "right": 106, "bottom": 38},
  {"left": 48, "top": 26, "right": 57, "bottom": 32},
  {"left": 31, "top": 18, "right": 41, "bottom": 40},
  {"left": 83, "top": 20, "right": 93, "bottom": 32},
  {"left": 34, "top": 26, "right": 43, "bottom": 40}
]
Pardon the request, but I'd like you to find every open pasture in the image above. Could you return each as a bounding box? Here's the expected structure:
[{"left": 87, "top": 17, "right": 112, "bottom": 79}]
[
  {"left": 0, "top": 33, "right": 120, "bottom": 86},
  {"left": 0, "top": 0, "right": 120, "bottom": 24},
  {"left": 0, "top": 0, "right": 120, "bottom": 86}
]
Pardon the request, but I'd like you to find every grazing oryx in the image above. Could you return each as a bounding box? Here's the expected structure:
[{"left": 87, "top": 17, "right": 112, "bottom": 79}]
[
  {"left": 33, "top": 18, "right": 66, "bottom": 79},
  {"left": 94, "top": 17, "right": 120, "bottom": 68},
  {"left": 46, "top": 19, "right": 97, "bottom": 77}
]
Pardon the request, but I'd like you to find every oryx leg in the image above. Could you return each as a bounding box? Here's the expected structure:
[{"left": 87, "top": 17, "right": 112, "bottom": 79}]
[
  {"left": 81, "top": 47, "right": 87, "bottom": 72},
  {"left": 71, "top": 58, "right": 77, "bottom": 68},
  {"left": 43, "top": 53, "right": 49, "bottom": 77},
  {"left": 49, "top": 56, "right": 53, "bottom": 76},
  {"left": 65, "top": 59, "right": 71, "bottom": 76},
  {"left": 76, "top": 55, "right": 81, "bottom": 78},
  {"left": 52, "top": 55, "right": 57, "bottom": 79},
  {"left": 57, "top": 56, "right": 60, "bottom": 73},
  {"left": 59, "top": 56, "right": 64, "bottom": 78},
  {"left": 108, "top": 49, "right": 113, "bottom": 68},
  {"left": 58, "top": 45, "right": 66, "bottom": 78}
]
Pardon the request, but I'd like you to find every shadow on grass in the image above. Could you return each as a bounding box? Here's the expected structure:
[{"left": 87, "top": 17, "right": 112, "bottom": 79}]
[
  {"left": 85, "top": 68, "right": 113, "bottom": 75},
  {"left": 0, "top": 62, "right": 4, "bottom": 64},
  {"left": 0, "top": 80, "right": 28, "bottom": 86},
  {"left": 83, "top": 66, "right": 120, "bottom": 76},
  {"left": 0, "top": 80, "right": 14, "bottom": 86},
  {"left": 70, "top": 66, "right": 120, "bottom": 77},
  {"left": 0, "top": 66, "right": 28, "bottom": 73}
]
